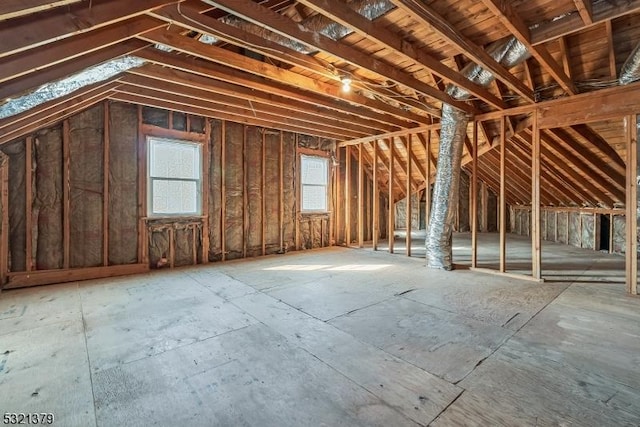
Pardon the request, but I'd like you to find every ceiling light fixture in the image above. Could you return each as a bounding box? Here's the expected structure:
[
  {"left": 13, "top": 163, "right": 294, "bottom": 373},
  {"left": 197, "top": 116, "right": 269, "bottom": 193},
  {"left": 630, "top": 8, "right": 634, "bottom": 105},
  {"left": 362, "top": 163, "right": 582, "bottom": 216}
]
[{"left": 341, "top": 77, "right": 352, "bottom": 93}]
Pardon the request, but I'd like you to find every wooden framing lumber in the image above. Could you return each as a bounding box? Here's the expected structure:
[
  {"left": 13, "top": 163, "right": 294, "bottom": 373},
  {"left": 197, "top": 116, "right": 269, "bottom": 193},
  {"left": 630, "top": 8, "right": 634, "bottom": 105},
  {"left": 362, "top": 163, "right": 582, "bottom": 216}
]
[
  {"left": 626, "top": 114, "right": 638, "bottom": 295},
  {"left": 206, "top": 0, "right": 475, "bottom": 114},
  {"left": 392, "top": 0, "right": 534, "bottom": 102},
  {"left": 358, "top": 145, "right": 364, "bottom": 248},
  {"left": 25, "top": 136, "right": 33, "bottom": 272},
  {"left": 62, "top": 120, "right": 71, "bottom": 269},
  {"left": 0, "top": 0, "right": 82, "bottom": 22},
  {"left": 388, "top": 139, "right": 395, "bottom": 254},
  {"left": 296, "top": 0, "right": 507, "bottom": 110},
  {"left": 0, "top": 154, "right": 8, "bottom": 283},
  {"left": 372, "top": 141, "right": 379, "bottom": 251},
  {"left": 103, "top": 102, "right": 110, "bottom": 266},
  {"left": 345, "top": 145, "right": 351, "bottom": 246},
  {"left": 221, "top": 120, "right": 226, "bottom": 261},
  {"left": 0, "top": 16, "right": 164, "bottom": 84},
  {"left": 5, "top": 263, "right": 149, "bottom": 289},
  {"left": 532, "top": 111, "right": 542, "bottom": 280},
  {"left": 135, "top": 48, "right": 408, "bottom": 132},
  {"left": 471, "top": 122, "right": 477, "bottom": 268},
  {"left": 499, "top": 117, "right": 506, "bottom": 272},
  {"left": 0, "top": 0, "right": 178, "bottom": 59},
  {"left": 406, "top": 137, "right": 412, "bottom": 257},
  {"left": 202, "top": 119, "right": 211, "bottom": 263},
  {"left": 139, "top": 30, "right": 427, "bottom": 127},
  {"left": 480, "top": 0, "right": 577, "bottom": 95}
]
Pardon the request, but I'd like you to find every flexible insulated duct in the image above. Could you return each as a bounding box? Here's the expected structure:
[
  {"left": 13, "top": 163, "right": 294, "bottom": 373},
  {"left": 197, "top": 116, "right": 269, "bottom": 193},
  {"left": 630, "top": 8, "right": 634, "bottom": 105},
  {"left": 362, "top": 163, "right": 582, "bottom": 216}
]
[
  {"left": 619, "top": 41, "right": 640, "bottom": 85},
  {"left": 425, "top": 37, "right": 530, "bottom": 270},
  {"left": 214, "top": 0, "right": 394, "bottom": 54}
]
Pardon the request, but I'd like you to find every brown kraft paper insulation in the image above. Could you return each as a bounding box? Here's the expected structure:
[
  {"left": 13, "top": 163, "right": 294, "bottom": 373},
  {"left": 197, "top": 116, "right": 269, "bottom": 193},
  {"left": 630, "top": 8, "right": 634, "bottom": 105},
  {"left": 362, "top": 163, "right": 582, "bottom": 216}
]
[
  {"left": 34, "top": 127, "right": 63, "bottom": 270},
  {"left": 224, "top": 122, "right": 244, "bottom": 259},
  {"left": 2, "top": 139, "right": 26, "bottom": 271},
  {"left": 108, "top": 102, "right": 138, "bottom": 265},
  {"left": 69, "top": 104, "right": 104, "bottom": 268},
  {"left": 208, "top": 120, "right": 223, "bottom": 261}
]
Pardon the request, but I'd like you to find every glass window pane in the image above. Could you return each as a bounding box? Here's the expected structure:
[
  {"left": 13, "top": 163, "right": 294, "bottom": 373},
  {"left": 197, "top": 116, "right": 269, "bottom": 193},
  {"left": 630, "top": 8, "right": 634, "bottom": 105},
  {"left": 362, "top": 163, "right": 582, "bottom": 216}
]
[
  {"left": 302, "top": 185, "right": 327, "bottom": 211},
  {"left": 152, "top": 180, "right": 198, "bottom": 214},
  {"left": 150, "top": 139, "right": 200, "bottom": 179},
  {"left": 301, "top": 155, "right": 327, "bottom": 185}
]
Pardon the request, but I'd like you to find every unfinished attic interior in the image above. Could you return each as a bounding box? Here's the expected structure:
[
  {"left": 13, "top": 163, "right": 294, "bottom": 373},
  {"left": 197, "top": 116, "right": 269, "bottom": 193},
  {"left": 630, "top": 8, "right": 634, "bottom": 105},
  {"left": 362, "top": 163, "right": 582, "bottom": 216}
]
[{"left": 2, "top": 0, "right": 640, "bottom": 424}]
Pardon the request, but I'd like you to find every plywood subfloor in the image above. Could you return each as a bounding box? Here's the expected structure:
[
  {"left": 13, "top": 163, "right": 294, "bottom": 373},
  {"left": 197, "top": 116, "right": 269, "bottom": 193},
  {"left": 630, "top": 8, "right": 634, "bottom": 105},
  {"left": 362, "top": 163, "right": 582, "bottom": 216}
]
[{"left": 1, "top": 234, "right": 639, "bottom": 426}]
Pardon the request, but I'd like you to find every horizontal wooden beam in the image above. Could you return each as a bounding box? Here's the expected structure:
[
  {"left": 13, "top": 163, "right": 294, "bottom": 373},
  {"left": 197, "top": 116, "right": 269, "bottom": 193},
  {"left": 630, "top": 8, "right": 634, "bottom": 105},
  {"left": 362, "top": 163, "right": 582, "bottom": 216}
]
[
  {"left": 135, "top": 48, "right": 401, "bottom": 132},
  {"left": 481, "top": 0, "right": 577, "bottom": 95},
  {"left": 531, "top": 0, "right": 640, "bottom": 45},
  {"left": 296, "top": 0, "right": 507, "bottom": 110},
  {"left": 0, "top": 0, "right": 81, "bottom": 21},
  {"left": 537, "top": 83, "right": 640, "bottom": 128},
  {"left": 110, "top": 91, "right": 349, "bottom": 140},
  {"left": 0, "top": 15, "right": 164, "bottom": 84},
  {"left": 0, "top": 39, "right": 148, "bottom": 101},
  {"left": 0, "top": 80, "right": 119, "bottom": 144},
  {"left": 475, "top": 81, "right": 640, "bottom": 125},
  {"left": 0, "top": 0, "right": 180, "bottom": 59},
  {"left": 138, "top": 31, "right": 426, "bottom": 127},
  {"left": 206, "top": 0, "right": 476, "bottom": 113},
  {"left": 116, "top": 80, "right": 364, "bottom": 138},
  {"left": 338, "top": 124, "right": 442, "bottom": 147},
  {"left": 391, "top": 0, "right": 534, "bottom": 102},
  {"left": 129, "top": 65, "right": 383, "bottom": 135},
  {"left": 5, "top": 264, "right": 148, "bottom": 289}
]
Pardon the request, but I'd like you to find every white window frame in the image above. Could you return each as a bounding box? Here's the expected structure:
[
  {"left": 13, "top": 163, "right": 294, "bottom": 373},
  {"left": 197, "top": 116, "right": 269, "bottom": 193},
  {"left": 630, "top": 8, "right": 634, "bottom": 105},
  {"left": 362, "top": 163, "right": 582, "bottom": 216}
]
[
  {"left": 300, "top": 154, "right": 329, "bottom": 213},
  {"left": 147, "top": 136, "right": 203, "bottom": 217}
]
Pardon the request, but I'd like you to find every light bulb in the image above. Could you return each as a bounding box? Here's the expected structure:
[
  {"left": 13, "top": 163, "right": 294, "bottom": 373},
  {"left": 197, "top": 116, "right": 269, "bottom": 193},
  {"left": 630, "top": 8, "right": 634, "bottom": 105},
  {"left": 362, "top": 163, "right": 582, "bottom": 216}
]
[{"left": 341, "top": 77, "right": 352, "bottom": 93}]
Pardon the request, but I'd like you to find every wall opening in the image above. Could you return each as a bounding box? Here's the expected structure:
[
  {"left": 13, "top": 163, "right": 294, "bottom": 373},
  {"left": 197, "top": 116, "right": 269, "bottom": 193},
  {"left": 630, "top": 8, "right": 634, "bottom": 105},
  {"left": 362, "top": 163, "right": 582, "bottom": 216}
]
[{"left": 599, "top": 214, "right": 610, "bottom": 252}]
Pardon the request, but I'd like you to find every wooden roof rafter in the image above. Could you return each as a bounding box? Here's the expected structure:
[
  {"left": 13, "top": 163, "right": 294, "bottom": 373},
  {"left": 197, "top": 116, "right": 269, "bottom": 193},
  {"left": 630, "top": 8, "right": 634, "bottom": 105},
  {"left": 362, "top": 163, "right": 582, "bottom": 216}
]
[
  {"left": 205, "top": 0, "right": 476, "bottom": 114},
  {"left": 294, "top": 0, "right": 508, "bottom": 110},
  {"left": 0, "top": 0, "right": 82, "bottom": 21},
  {"left": 134, "top": 48, "right": 405, "bottom": 133},
  {"left": 530, "top": 0, "right": 640, "bottom": 45},
  {"left": 127, "top": 65, "right": 387, "bottom": 136},
  {"left": 150, "top": 0, "right": 442, "bottom": 118},
  {"left": 137, "top": 30, "right": 426, "bottom": 128},
  {"left": 0, "top": 0, "right": 183, "bottom": 59},
  {"left": 390, "top": 0, "right": 535, "bottom": 102},
  {"left": 480, "top": 0, "right": 578, "bottom": 95}
]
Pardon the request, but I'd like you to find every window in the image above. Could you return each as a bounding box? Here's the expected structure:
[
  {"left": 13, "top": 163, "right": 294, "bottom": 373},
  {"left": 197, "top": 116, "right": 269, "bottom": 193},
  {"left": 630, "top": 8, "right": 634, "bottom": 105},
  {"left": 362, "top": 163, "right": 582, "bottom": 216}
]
[
  {"left": 301, "top": 154, "right": 329, "bottom": 212},
  {"left": 148, "top": 137, "right": 202, "bottom": 216}
]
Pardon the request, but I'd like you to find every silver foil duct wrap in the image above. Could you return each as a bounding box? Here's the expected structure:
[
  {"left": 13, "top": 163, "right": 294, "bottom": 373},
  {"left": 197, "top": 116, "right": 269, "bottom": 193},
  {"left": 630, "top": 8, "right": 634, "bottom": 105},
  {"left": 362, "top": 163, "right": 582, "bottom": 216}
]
[
  {"left": 0, "top": 56, "right": 145, "bottom": 120},
  {"left": 619, "top": 42, "right": 640, "bottom": 85},
  {"left": 219, "top": 0, "right": 394, "bottom": 54},
  {"left": 425, "top": 37, "right": 530, "bottom": 270}
]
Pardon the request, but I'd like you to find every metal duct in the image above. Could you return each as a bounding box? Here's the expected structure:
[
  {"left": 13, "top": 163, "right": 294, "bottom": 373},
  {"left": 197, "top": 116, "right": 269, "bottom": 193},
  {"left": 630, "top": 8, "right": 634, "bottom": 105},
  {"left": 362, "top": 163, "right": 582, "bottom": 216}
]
[
  {"left": 425, "top": 37, "right": 530, "bottom": 270},
  {"left": 217, "top": 0, "right": 395, "bottom": 54},
  {"left": 619, "top": 42, "right": 640, "bottom": 85},
  {"left": 0, "top": 56, "right": 145, "bottom": 120}
]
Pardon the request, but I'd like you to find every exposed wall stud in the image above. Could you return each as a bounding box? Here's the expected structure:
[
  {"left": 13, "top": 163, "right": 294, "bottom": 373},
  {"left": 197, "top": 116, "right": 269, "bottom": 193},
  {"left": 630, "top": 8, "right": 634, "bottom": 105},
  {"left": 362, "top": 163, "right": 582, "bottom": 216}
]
[
  {"left": 372, "top": 140, "right": 379, "bottom": 250},
  {"left": 625, "top": 114, "right": 638, "bottom": 295},
  {"left": 406, "top": 137, "right": 412, "bottom": 256},
  {"left": 221, "top": 120, "right": 227, "bottom": 261},
  {"left": 63, "top": 119, "right": 71, "bottom": 269},
  {"left": 532, "top": 110, "right": 542, "bottom": 280},
  {"left": 103, "top": 102, "right": 110, "bottom": 266},
  {"left": 25, "top": 136, "right": 33, "bottom": 272},
  {"left": 388, "top": 138, "right": 394, "bottom": 254},
  {"left": 358, "top": 144, "right": 364, "bottom": 248},
  {"left": 500, "top": 116, "right": 506, "bottom": 272},
  {"left": 202, "top": 119, "right": 211, "bottom": 263},
  {"left": 345, "top": 145, "right": 351, "bottom": 246},
  {"left": 472, "top": 121, "right": 478, "bottom": 268}
]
